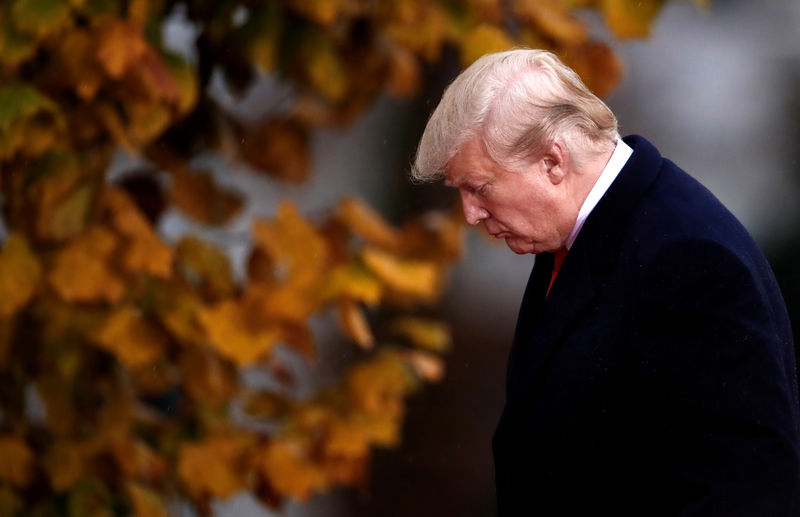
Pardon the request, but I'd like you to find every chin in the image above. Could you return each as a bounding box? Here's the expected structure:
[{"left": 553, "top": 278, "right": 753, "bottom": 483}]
[{"left": 505, "top": 238, "right": 536, "bottom": 255}]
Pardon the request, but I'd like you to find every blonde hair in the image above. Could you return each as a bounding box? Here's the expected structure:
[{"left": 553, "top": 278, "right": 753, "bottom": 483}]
[{"left": 412, "top": 49, "right": 618, "bottom": 182}]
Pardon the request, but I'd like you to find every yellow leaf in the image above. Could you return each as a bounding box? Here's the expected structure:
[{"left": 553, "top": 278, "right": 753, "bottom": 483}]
[
  {"left": 176, "top": 236, "right": 236, "bottom": 300},
  {"left": 347, "top": 353, "right": 412, "bottom": 419},
  {"left": 323, "top": 417, "right": 369, "bottom": 459},
  {"left": 178, "top": 434, "right": 254, "bottom": 500},
  {"left": 385, "top": 45, "right": 421, "bottom": 98},
  {"left": 0, "top": 436, "right": 34, "bottom": 488},
  {"left": 338, "top": 298, "right": 374, "bottom": 350},
  {"left": 199, "top": 299, "right": 280, "bottom": 366},
  {"left": 127, "top": 482, "right": 168, "bottom": 517},
  {"left": 287, "top": 0, "right": 346, "bottom": 27},
  {"left": 601, "top": 0, "right": 665, "bottom": 39},
  {"left": 390, "top": 316, "right": 451, "bottom": 353},
  {"left": 304, "top": 35, "right": 348, "bottom": 102},
  {"left": 513, "top": 0, "right": 588, "bottom": 46},
  {"left": 157, "top": 289, "right": 207, "bottom": 345},
  {"left": 337, "top": 197, "right": 402, "bottom": 251},
  {"left": 103, "top": 187, "right": 173, "bottom": 277},
  {"left": 349, "top": 411, "right": 400, "bottom": 447},
  {"left": 0, "top": 234, "right": 41, "bottom": 317},
  {"left": 171, "top": 168, "right": 244, "bottom": 225},
  {"left": 243, "top": 3, "right": 282, "bottom": 72},
  {"left": 258, "top": 436, "right": 329, "bottom": 501},
  {"left": 459, "top": 23, "right": 514, "bottom": 68},
  {"left": 180, "top": 346, "right": 239, "bottom": 407},
  {"left": 361, "top": 247, "right": 441, "bottom": 301},
  {"left": 252, "top": 202, "right": 328, "bottom": 285},
  {"left": 322, "top": 263, "right": 382, "bottom": 306},
  {"left": 126, "top": 100, "right": 172, "bottom": 146},
  {"left": 48, "top": 226, "right": 125, "bottom": 303},
  {"left": 319, "top": 417, "right": 369, "bottom": 484},
  {"left": 92, "top": 305, "right": 167, "bottom": 368},
  {"left": 111, "top": 439, "right": 167, "bottom": 482},
  {"left": 384, "top": 2, "right": 448, "bottom": 62},
  {"left": 245, "top": 283, "right": 320, "bottom": 325}
]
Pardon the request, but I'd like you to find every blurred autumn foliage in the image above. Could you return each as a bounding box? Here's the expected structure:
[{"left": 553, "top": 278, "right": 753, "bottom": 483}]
[{"left": 0, "top": 0, "right": 701, "bottom": 515}]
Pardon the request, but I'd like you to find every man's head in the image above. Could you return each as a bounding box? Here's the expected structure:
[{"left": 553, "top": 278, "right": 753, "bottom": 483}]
[{"left": 412, "top": 49, "right": 619, "bottom": 254}]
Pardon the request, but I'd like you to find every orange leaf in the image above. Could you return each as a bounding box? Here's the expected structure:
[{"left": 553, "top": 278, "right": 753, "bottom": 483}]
[
  {"left": 346, "top": 353, "right": 412, "bottom": 419},
  {"left": 561, "top": 42, "right": 624, "bottom": 98},
  {"left": 390, "top": 316, "right": 451, "bottom": 353},
  {"left": 198, "top": 299, "right": 280, "bottom": 366},
  {"left": 176, "top": 236, "right": 236, "bottom": 300},
  {"left": 0, "top": 234, "right": 41, "bottom": 317},
  {"left": 103, "top": 187, "right": 173, "bottom": 277},
  {"left": 601, "top": 0, "right": 665, "bottom": 39},
  {"left": 48, "top": 226, "right": 125, "bottom": 303},
  {"left": 0, "top": 436, "right": 34, "bottom": 488},
  {"left": 385, "top": 45, "right": 421, "bottom": 98},
  {"left": 240, "top": 117, "right": 311, "bottom": 184},
  {"left": 322, "top": 263, "right": 382, "bottom": 306},
  {"left": 258, "top": 436, "right": 329, "bottom": 501},
  {"left": 384, "top": 3, "right": 448, "bottom": 62},
  {"left": 55, "top": 29, "right": 105, "bottom": 100},
  {"left": 245, "top": 283, "right": 320, "bottom": 325},
  {"left": 178, "top": 434, "right": 254, "bottom": 501},
  {"left": 127, "top": 482, "right": 168, "bottom": 517},
  {"left": 338, "top": 298, "right": 374, "bottom": 350},
  {"left": 459, "top": 23, "right": 514, "bottom": 68},
  {"left": 96, "top": 21, "right": 148, "bottom": 79},
  {"left": 513, "top": 0, "right": 588, "bottom": 46},
  {"left": 361, "top": 247, "right": 441, "bottom": 301},
  {"left": 92, "top": 305, "right": 168, "bottom": 368},
  {"left": 337, "top": 197, "right": 402, "bottom": 251},
  {"left": 180, "top": 345, "right": 239, "bottom": 407},
  {"left": 112, "top": 439, "right": 168, "bottom": 482},
  {"left": 252, "top": 202, "right": 328, "bottom": 285},
  {"left": 171, "top": 168, "right": 244, "bottom": 225}
]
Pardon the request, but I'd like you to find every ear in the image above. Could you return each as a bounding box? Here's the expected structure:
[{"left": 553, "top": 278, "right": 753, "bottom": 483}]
[{"left": 543, "top": 141, "right": 567, "bottom": 185}]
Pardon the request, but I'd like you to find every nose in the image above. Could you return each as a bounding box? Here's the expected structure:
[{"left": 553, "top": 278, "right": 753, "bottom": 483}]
[{"left": 460, "top": 191, "right": 489, "bottom": 226}]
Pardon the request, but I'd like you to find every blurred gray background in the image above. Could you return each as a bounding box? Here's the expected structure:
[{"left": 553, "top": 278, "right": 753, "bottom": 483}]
[{"left": 196, "top": 0, "right": 800, "bottom": 515}]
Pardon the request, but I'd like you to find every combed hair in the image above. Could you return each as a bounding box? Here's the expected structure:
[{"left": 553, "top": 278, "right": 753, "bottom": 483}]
[{"left": 411, "top": 49, "right": 618, "bottom": 182}]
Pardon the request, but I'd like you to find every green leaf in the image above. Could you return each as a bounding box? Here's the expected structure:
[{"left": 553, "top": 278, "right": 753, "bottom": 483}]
[
  {"left": 11, "top": 0, "right": 71, "bottom": 38},
  {"left": 0, "top": 10, "right": 38, "bottom": 66},
  {"left": 0, "top": 84, "right": 55, "bottom": 133},
  {"left": 0, "top": 84, "right": 61, "bottom": 159}
]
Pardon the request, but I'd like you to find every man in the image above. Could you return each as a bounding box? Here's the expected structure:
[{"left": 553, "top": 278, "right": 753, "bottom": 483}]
[{"left": 412, "top": 49, "right": 800, "bottom": 515}]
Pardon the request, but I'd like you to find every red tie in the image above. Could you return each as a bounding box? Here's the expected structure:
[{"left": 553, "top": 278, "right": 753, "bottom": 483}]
[{"left": 546, "top": 248, "right": 568, "bottom": 298}]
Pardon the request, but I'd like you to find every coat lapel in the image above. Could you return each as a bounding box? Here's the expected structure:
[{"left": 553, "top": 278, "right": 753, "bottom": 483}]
[{"left": 502, "top": 135, "right": 666, "bottom": 416}]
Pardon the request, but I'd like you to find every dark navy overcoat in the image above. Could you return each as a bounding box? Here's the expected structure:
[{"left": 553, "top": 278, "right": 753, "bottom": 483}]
[{"left": 493, "top": 135, "right": 800, "bottom": 516}]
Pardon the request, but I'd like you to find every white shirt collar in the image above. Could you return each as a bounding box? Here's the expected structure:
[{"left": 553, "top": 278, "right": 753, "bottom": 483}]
[{"left": 565, "top": 138, "right": 633, "bottom": 250}]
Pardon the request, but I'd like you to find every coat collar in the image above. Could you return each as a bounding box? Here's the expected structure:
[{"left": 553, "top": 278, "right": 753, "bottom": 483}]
[{"left": 504, "top": 135, "right": 665, "bottom": 410}]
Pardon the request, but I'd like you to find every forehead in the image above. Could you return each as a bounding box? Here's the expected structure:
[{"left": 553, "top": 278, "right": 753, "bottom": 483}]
[{"left": 443, "top": 138, "right": 498, "bottom": 186}]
